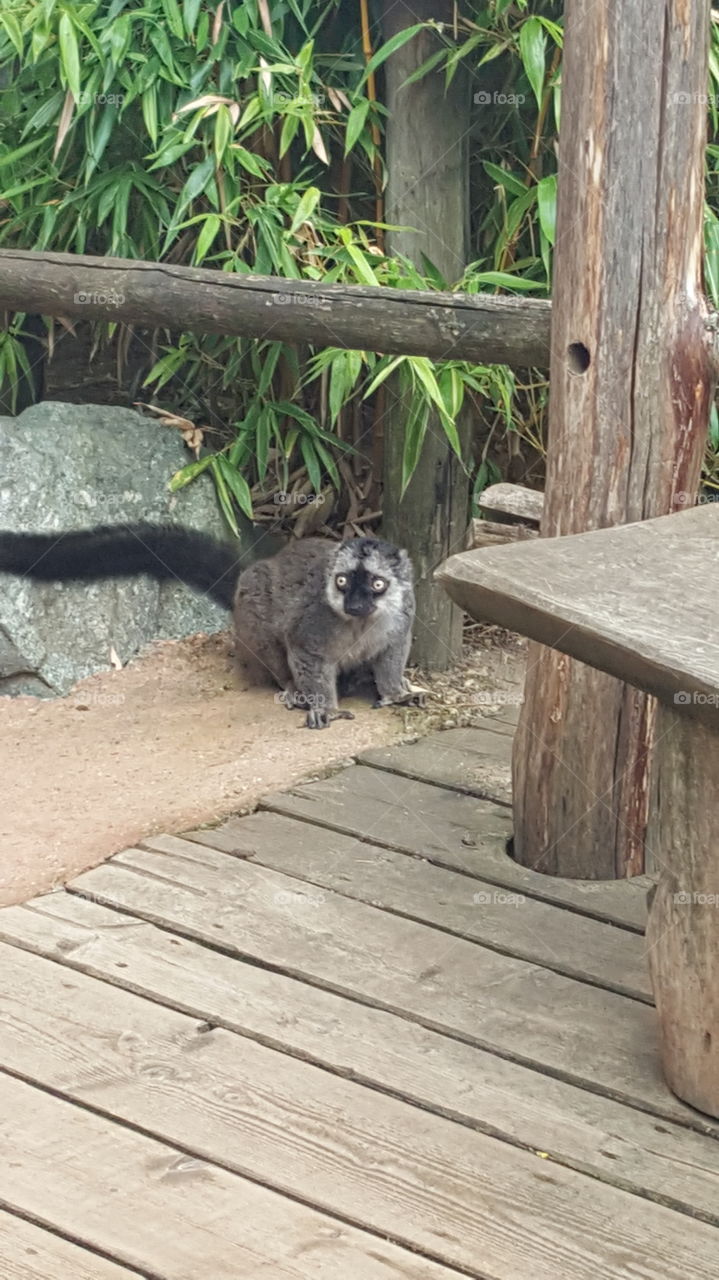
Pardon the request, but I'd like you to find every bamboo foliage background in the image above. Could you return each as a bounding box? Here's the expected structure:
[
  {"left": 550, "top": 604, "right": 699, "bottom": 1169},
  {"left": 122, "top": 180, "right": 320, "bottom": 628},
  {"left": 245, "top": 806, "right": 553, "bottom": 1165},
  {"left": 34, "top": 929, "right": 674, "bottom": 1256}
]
[{"left": 0, "top": 0, "right": 718, "bottom": 531}]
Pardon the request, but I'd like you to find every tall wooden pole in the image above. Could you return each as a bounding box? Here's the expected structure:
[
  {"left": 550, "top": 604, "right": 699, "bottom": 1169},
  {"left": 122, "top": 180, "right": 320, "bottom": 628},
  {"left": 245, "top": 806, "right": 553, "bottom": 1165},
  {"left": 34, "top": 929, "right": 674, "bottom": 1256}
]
[
  {"left": 380, "top": 0, "right": 471, "bottom": 669},
  {"left": 512, "top": 0, "right": 716, "bottom": 877}
]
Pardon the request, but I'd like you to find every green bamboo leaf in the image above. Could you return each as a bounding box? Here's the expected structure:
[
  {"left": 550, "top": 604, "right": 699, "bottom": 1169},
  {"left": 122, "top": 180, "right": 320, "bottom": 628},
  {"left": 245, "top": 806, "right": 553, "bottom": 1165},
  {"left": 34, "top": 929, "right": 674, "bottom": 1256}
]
[
  {"left": 398, "top": 47, "right": 445, "bottom": 90},
  {"left": 232, "top": 145, "right": 269, "bottom": 177},
  {"left": 216, "top": 455, "right": 254, "bottom": 520},
  {"left": 183, "top": 0, "right": 202, "bottom": 34},
  {"left": 519, "top": 16, "right": 547, "bottom": 109},
  {"left": 344, "top": 99, "right": 369, "bottom": 155},
  {"left": 344, "top": 241, "right": 380, "bottom": 286},
  {"left": 214, "top": 105, "right": 231, "bottom": 162},
  {"left": 401, "top": 398, "right": 429, "bottom": 496},
  {"left": 363, "top": 355, "right": 404, "bottom": 398},
  {"left": 194, "top": 212, "right": 221, "bottom": 261},
  {"left": 169, "top": 454, "right": 214, "bottom": 491},
  {"left": 483, "top": 161, "right": 526, "bottom": 197},
  {"left": 257, "top": 342, "right": 282, "bottom": 396},
  {"left": 279, "top": 112, "right": 300, "bottom": 157},
  {"left": 537, "top": 173, "right": 557, "bottom": 246},
  {"left": 141, "top": 86, "right": 158, "bottom": 144},
  {"left": 160, "top": 0, "right": 185, "bottom": 40},
  {"left": 289, "top": 185, "right": 320, "bottom": 234},
  {"left": 300, "top": 436, "right": 322, "bottom": 495},
  {"left": 58, "top": 13, "right": 81, "bottom": 101},
  {"left": 360, "top": 23, "right": 426, "bottom": 87},
  {"left": 466, "top": 271, "right": 545, "bottom": 292},
  {"left": 210, "top": 457, "right": 241, "bottom": 535},
  {"left": 0, "top": 13, "right": 24, "bottom": 57},
  {"left": 255, "top": 405, "right": 271, "bottom": 481}
]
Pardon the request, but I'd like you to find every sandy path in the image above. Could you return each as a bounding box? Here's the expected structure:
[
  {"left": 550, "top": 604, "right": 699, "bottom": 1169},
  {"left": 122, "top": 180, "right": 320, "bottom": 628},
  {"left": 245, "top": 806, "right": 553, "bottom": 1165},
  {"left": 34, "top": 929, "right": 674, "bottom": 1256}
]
[{"left": 1, "top": 631, "right": 409, "bottom": 907}]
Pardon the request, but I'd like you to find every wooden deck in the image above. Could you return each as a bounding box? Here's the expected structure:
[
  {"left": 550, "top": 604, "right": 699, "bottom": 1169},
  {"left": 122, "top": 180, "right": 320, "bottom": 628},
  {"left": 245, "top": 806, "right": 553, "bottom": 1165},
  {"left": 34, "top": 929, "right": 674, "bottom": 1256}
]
[{"left": 2, "top": 706, "right": 719, "bottom": 1279}]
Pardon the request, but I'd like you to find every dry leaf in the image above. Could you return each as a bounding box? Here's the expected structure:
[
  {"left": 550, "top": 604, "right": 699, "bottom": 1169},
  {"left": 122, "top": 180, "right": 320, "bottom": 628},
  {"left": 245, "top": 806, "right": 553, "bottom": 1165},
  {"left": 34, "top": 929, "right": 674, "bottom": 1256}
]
[
  {"left": 133, "top": 403, "right": 206, "bottom": 458},
  {"left": 211, "top": 0, "right": 224, "bottom": 46},
  {"left": 54, "top": 90, "right": 75, "bottom": 161},
  {"left": 257, "top": 0, "right": 273, "bottom": 37},
  {"left": 311, "top": 125, "right": 329, "bottom": 165},
  {"left": 109, "top": 647, "right": 123, "bottom": 671}
]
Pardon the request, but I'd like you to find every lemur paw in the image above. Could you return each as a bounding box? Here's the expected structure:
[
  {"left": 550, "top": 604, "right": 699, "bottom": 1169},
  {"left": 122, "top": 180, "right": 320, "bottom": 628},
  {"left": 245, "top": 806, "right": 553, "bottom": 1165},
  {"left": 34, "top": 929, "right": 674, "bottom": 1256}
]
[
  {"left": 304, "top": 707, "right": 355, "bottom": 730},
  {"left": 373, "top": 682, "right": 428, "bottom": 710}
]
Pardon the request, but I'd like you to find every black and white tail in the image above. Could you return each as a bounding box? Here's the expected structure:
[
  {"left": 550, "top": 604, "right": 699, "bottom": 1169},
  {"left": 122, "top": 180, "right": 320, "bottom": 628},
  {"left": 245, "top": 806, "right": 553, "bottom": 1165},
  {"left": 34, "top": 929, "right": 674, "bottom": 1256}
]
[{"left": 0, "top": 523, "right": 242, "bottom": 610}]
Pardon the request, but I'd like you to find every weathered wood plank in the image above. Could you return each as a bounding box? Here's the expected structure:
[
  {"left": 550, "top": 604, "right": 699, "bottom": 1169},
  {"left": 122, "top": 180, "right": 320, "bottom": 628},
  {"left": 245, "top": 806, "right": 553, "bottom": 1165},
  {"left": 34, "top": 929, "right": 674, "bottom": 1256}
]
[
  {"left": 358, "top": 726, "right": 514, "bottom": 804},
  {"left": 468, "top": 518, "right": 540, "bottom": 549},
  {"left": 55, "top": 843, "right": 697, "bottom": 1128},
  {"left": 0, "top": 1073, "right": 462, "bottom": 1280},
  {"left": 437, "top": 506, "right": 719, "bottom": 729},
  {"left": 0, "top": 1214, "right": 143, "bottom": 1280},
  {"left": 646, "top": 708, "right": 719, "bottom": 1117},
  {"left": 5, "top": 890, "right": 719, "bottom": 1210},
  {"left": 260, "top": 766, "right": 649, "bottom": 929},
  {"left": 0, "top": 249, "right": 552, "bottom": 369},
  {"left": 478, "top": 483, "right": 544, "bottom": 526},
  {"left": 178, "top": 815, "right": 650, "bottom": 1001},
  {"left": 503, "top": 0, "right": 715, "bottom": 878},
  {"left": 5, "top": 942, "right": 718, "bottom": 1278}
]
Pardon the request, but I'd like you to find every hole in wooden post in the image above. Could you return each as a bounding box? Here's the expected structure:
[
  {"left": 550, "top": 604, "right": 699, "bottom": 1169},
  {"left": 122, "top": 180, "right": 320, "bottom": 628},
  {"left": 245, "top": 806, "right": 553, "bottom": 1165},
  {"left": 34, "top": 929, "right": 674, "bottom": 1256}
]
[{"left": 567, "top": 342, "right": 591, "bottom": 374}]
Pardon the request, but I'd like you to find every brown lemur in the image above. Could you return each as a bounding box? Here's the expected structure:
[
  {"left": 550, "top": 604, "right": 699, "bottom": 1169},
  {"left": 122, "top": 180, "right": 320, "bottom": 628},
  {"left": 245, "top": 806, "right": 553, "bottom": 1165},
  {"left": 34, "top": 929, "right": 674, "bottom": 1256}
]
[{"left": 0, "top": 524, "right": 425, "bottom": 728}]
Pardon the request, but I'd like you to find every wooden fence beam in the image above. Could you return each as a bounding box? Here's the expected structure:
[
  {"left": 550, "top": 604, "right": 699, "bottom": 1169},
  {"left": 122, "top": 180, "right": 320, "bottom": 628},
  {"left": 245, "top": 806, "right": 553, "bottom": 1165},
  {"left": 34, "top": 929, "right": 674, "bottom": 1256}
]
[{"left": 0, "top": 249, "right": 550, "bottom": 369}]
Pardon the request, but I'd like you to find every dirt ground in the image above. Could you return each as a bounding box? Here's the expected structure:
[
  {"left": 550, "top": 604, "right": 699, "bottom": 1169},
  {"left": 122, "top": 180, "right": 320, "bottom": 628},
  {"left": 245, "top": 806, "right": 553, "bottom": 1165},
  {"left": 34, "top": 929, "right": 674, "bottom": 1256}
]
[{"left": 2, "top": 627, "right": 525, "bottom": 908}]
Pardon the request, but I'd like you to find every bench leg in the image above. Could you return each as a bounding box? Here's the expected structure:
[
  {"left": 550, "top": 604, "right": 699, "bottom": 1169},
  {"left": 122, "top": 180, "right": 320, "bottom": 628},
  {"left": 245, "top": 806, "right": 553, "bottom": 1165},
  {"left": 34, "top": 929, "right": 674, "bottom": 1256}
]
[{"left": 645, "top": 706, "right": 719, "bottom": 1118}]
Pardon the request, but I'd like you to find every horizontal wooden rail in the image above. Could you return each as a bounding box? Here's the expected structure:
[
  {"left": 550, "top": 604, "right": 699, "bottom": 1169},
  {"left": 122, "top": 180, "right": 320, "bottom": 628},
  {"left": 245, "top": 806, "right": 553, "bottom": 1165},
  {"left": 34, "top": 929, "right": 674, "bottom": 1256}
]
[{"left": 0, "top": 249, "right": 551, "bottom": 369}]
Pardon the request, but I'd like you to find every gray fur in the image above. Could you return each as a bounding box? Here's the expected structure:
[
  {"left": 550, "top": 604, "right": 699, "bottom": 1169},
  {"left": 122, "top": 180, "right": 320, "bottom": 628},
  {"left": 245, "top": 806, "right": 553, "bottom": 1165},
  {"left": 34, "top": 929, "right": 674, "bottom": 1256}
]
[{"left": 232, "top": 536, "right": 420, "bottom": 728}]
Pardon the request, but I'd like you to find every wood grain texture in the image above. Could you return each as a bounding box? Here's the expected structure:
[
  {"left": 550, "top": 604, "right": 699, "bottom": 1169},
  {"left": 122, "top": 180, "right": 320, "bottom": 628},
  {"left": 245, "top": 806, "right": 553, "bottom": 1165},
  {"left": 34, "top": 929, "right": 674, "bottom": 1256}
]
[
  {"left": 505, "top": 0, "right": 716, "bottom": 877},
  {"left": 0, "top": 1214, "right": 143, "bottom": 1280},
  {"left": 468, "top": 518, "right": 540, "bottom": 550},
  {"left": 179, "top": 812, "right": 651, "bottom": 1000},
  {"left": 56, "top": 840, "right": 694, "bottom": 1127},
  {"left": 437, "top": 507, "right": 719, "bottom": 724},
  {"left": 478, "top": 484, "right": 544, "bottom": 526},
  {"left": 6, "top": 892, "right": 719, "bottom": 1191},
  {"left": 380, "top": 0, "right": 472, "bottom": 668},
  {"left": 0, "top": 249, "right": 551, "bottom": 368},
  {"left": 646, "top": 707, "right": 719, "bottom": 1117},
  {"left": 5, "top": 941, "right": 717, "bottom": 1279},
  {"left": 0, "top": 1073, "right": 462, "bottom": 1280},
  {"left": 261, "top": 766, "right": 649, "bottom": 928},
  {"left": 357, "top": 726, "right": 515, "bottom": 804}
]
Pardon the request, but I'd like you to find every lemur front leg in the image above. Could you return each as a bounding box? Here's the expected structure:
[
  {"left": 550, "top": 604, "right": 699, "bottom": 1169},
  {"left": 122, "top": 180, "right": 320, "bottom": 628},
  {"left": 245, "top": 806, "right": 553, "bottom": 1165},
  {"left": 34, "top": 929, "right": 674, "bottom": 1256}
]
[
  {"left": 287, "top": 647, "right": 354, "bottom": 729},
  {"left": 371, "top": 631, "right": 428, "bottom": 709}
]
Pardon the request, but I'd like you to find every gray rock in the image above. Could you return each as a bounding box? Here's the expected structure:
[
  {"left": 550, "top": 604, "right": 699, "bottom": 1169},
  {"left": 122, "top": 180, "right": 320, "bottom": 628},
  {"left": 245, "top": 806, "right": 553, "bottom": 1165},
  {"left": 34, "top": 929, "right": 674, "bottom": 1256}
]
[{"left": 0, "top": 402, "right": 250, "bottom": 695}]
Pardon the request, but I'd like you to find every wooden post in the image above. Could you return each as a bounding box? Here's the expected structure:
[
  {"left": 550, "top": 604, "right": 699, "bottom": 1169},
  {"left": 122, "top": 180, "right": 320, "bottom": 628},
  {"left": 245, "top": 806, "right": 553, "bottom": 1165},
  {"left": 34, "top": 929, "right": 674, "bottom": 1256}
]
[
  {"left": 380, "top": 0, "right": 471, "bottom": 669},
  {"left": 512, "top": 0, "right": 715, "bottom": 877},
  {"left": 646, "top": 710, "right": 719, "bottom": 1117}
]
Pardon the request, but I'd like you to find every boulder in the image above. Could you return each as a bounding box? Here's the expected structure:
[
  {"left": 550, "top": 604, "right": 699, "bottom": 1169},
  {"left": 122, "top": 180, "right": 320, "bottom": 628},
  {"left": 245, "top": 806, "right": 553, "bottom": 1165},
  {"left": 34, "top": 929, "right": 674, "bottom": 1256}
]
[{"left": 0, "top": 402, "right": 249, "bottom": 695}]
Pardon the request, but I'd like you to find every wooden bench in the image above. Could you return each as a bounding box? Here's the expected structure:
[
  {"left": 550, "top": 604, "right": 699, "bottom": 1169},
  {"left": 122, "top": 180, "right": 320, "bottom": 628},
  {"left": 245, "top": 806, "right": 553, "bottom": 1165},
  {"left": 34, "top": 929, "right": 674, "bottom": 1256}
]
[{"left": 437, "top": 504, "right": 719, "bottom": 1119}]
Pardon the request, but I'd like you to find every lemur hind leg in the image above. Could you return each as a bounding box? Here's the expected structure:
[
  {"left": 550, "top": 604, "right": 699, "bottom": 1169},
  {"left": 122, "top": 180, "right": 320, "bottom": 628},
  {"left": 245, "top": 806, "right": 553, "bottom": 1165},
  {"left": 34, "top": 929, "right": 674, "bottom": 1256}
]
[
  {"left": 371, "top": 638, "right": 428, "bottom": 708},
  {"left": 287, "top": 647, "right": 354, "bottom": 729}
]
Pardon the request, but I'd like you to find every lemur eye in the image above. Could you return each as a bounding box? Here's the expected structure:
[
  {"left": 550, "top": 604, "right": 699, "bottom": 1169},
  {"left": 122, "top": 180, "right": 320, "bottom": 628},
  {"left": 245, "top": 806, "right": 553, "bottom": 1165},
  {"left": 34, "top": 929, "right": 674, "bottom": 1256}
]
[
  {"left": 372, "top": 577, "right": 387, "bottom": 593},
  {"left": 335, "top": 574, "right": 348, "bottom": 589}
]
